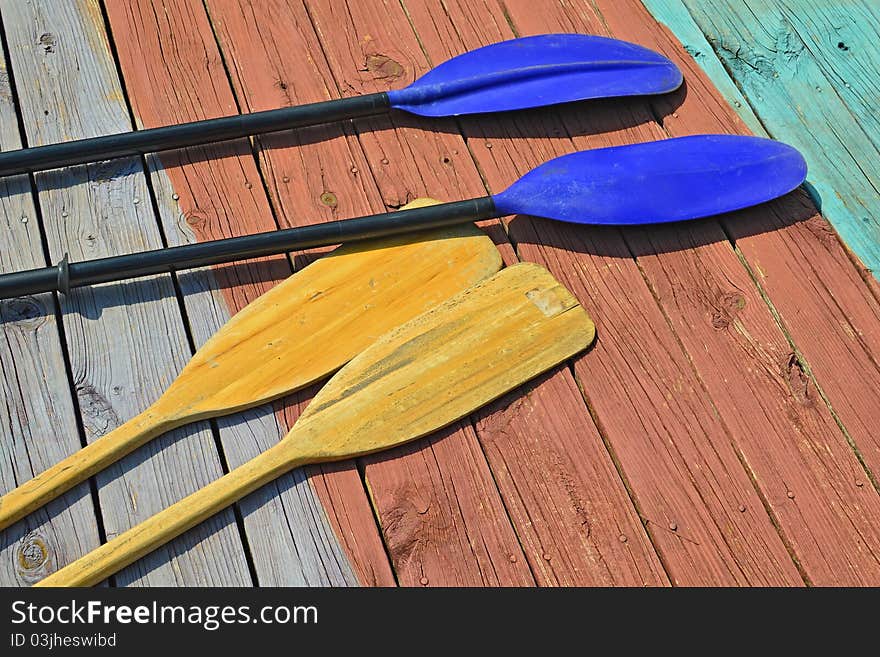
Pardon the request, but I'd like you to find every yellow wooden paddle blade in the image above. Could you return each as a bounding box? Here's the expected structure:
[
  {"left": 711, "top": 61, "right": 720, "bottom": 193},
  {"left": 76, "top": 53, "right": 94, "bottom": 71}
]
[
  {"left": 160, "top": 212, "right": 502, "bottom": 420},
  {"left": 33, "top": 262, "right": 594, "bottom": 587},
  {"left": 284, "top": 262, "right": 596, "bottom": 461},
  {"left": 0, "top": 200, "right": 501, "bottom": 534}
]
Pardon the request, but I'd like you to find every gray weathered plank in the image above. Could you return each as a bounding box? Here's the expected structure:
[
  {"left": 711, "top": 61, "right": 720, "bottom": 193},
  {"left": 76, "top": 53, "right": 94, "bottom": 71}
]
[
  {"left": 104, "top": 0, "right": 359, "bottom": 585},
  {"left": 0, "top": 45, "right": 103, "bottom": 586},
  {"left": 210, "top": 0, "right": 539, "bottom": 585},
  {"left": 149, "top": 175, "right": 359, "bottom": 586},
  {"left": 0, "top": 0, "right": 250, "bottom": 585}
]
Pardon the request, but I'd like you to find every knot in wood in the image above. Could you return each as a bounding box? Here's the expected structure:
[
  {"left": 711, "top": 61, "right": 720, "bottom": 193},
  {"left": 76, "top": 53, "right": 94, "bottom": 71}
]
[
  {"left": 382, "top": 483, "right": 431, "bottom": 564},
  {"left": 184, "top": 209, "right": 208, "bottom": 228},
  {"left": 16, "top": 531, "right": 54, "bottom": 583},
  {"left": 1, "top": 296, "right": 48, "bottom": 329},
  {"left": 76, "top": 383, "right": 122, "bottom": 438},
  {"left": 365, "top": 54, "right": 405, "bottom": 81},
  {"left": 38, "top": 33, "right": 56, "bottom": 53},
  {"left": 710, "top": 291, "right": 746, "bottom": 329},
  {"left": 784, "top": 353, "right": 814, "bottom": 407}
]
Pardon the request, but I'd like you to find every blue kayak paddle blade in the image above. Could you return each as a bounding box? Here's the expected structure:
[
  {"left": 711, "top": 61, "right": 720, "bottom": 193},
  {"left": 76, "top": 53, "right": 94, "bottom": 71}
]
[
  {"left": 492, "top": 135, "right": 808, "bottom": 225},
  {"left": 387, "top": 34, "right": 682, "bottom": 117}
]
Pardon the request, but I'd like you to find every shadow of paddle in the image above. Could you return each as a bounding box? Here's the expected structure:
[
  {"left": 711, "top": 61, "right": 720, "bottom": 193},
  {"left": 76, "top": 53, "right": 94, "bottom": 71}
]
[
  {"left": 0, "top": 90, "right": 686, "bottom": 198},
  {"left": 507, "top": 187, "right": 819, "bottom": 261},
  {"left": 0, "top": 188, "right": 818, "bottom": 322}
]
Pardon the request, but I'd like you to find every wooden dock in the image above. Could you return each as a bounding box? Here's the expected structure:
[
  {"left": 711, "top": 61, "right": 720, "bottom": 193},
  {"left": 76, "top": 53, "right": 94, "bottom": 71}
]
[{"left": 1, "top": 0, "right": 879, "bottom": 586}]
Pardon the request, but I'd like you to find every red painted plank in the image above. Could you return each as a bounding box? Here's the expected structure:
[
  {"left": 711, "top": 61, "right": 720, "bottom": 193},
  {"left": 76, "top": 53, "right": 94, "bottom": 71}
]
[
  {"left": 392, "top": 0, "right": 669, "bottom": 585},
  {"left": 105, "top": 0, "right": 391, "bottom": 585},
  {"left": 474, "top": 370, "right": 667, "bottom": 585},
  {"left": 496, "top": 0, "right": 880, "bottom": 584},
  {"left": 586, "top": 0, "right": 880, "bottom": 483},
  {"left": 206, "top": 0, "right": 535, "bottom": 586},
  {"left": 401, "top": 0, "right": 803, "bottom": 585},
  {"left": 627, "top": 217, "right": 880, "bottom": 584},
  {"left": 362, "top": 422, "right": 534, "bottom": 586}
]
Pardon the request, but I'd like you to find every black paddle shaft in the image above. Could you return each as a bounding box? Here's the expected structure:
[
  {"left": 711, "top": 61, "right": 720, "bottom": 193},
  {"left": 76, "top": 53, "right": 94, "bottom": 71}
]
[
  {"left": 0, "top": 197, "right": 498, "bottom": 298},
  {"left": 0, "top": 93, "right": 390, "bottom": 176}
]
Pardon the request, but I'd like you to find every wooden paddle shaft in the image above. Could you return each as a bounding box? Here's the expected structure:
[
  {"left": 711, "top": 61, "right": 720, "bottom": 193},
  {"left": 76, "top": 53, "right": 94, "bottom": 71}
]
[
  {"left": 0, "top": 406, "right": 174, "bottom": 531},
  {"left": 36, "top": 263, "right": 595, "bottom": 587},
  {"left": 0, "top": 218, "right": 502, "bottom": 533},
  {"left": 36, "top": 441, "right": 303, "bottom": 587}
]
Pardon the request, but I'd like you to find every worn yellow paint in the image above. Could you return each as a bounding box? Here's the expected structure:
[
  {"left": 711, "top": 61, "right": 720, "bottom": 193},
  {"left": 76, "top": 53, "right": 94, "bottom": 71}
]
[
  {"left": 36, "top": 263, "right": 595, "bottom": 586},
  {"left": 0, "top": 210, "right": 501, "bottom": 532}
]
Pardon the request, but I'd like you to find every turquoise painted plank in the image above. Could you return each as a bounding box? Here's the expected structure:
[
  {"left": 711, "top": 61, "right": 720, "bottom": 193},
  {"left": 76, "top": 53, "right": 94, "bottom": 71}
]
[
  {"left": 642, "top": 0, "right": 880, "bottom": 276},
  {"left": 638, "top": 0, "right": 765, "bottom": 135}
]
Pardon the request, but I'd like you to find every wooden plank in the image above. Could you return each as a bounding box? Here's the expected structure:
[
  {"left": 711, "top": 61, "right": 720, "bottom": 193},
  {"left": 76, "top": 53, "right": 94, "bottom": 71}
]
[
  {"left": 207, "top": 0, "right": 538, "bottom": 586},
  {"left": 0, "top": 47, "right": 103, "bottom": 586},
  {"left": 389, "top": 0, "right": 670, "bottom": 586},
  {"left": 0, "top": 0, "right": 250, "bottom": 585},
  {"left": 404, "top": 0, "right": 802, "bottom": 585},
  {"left": 474, "top": 370, "right": 667, "bottom": 585},
  {"left": 627, "top": 218, "right": 880, "bottom": 584},
  {"left": 498, "top": 0, "right": 880, "bottom": 584},
  {"left": 643, "top": 0, "right": 880, "bottom": 275},
  {"left": 637, "top": 0, "right": 765, "bottom": 135},
  {"left": 104, "top": 0, "right": 366, "bottom": 586},
  {"left": 585, "top": 0, "right": 880, "bottom": 551}
]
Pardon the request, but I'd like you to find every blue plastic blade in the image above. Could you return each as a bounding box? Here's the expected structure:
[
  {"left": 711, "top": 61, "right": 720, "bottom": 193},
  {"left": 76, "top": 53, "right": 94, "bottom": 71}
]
[
  {"left": 387, "top": 34, "right": 682, "bottom": 117},
  {"left": 492, "top": 135, "right": 808, "bottom": 225}
]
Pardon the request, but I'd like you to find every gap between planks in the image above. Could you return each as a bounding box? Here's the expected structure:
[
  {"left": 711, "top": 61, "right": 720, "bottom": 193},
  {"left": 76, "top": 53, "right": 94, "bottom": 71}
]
[
  {"left": 102, "top": 0, "right": 375, "bottom": 586},
  {"left": 505, "top": 0, "right": 880, "bottom": 583},
  {"left": 0, "top": 0, "right": 253, "bottom": 585},
  {"left": 77, "top": 0, "right": 880, "bottom": 584}
]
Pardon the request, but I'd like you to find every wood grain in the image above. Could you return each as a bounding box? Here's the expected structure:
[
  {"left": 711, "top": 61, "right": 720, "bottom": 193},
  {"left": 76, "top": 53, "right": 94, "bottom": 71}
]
[
  {"left": 38, "top": 263, "right": 596, "bottom": 587},
  {"left": 0, "top": 42, "right": 103, "bottom": 586},
  {"left": 0, "top": 0, "right": 250, "bottom": 585},
  {"left": 103, "top": 0, "right": 383, "bottom": 586},
  {"left": 401, "top": 0, "right": 801, "bottom": 585},
  {"left": 206, "top": 0, "right": 536, "bottom": 586},
  {"left": 643, "top": 0, "right": 880, "bottom": 275},
  {"left": 628, "top": 217, "right": 880, "bottom": 584},
  {"left": 493, "top": 0, "right": 880, "bottom": 584},
  {"left": 629, "top": 0, "right": 880, "bottom": 491},
  {"left": 579, "top": 0, "right": 880, "bottom": 582}
]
